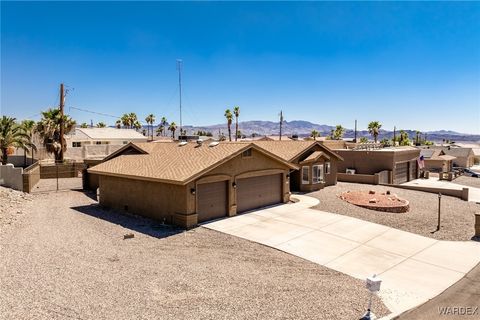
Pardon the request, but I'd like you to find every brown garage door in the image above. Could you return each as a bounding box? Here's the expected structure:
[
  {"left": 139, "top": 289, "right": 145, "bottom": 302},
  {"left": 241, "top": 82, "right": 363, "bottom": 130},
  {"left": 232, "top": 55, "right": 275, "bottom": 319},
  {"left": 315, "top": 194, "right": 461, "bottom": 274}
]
[
  {"left": 395, "top": 162, "right": 408, "bottom": 184},
  {"left": 409, "top": 160, "right": 417, "bottom": 181},
  {"left": 197, "top": 181, "right": 228, "bottom": 222},
  {"left": 236, "top": 174, "right": 282, "bottom": 213}
]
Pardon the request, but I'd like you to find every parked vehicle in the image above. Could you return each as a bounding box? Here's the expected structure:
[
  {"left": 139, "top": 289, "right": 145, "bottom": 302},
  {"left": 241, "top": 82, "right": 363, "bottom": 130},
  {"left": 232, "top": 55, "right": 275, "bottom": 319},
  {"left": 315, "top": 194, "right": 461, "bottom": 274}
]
[{"left": 463, "top": 168, "right": 479, "bottom": 178}]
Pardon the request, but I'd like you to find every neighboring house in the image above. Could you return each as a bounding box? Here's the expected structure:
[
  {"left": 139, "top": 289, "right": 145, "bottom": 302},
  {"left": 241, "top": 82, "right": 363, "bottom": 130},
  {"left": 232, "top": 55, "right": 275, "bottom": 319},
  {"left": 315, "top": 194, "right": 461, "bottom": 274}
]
[
  {"left": 34, "top": 127, "right": 149, "bottom": 161},
  {"left": 88, "top": 141, "right": 297, "bottom": 228},
  {"left": 66, "top": 127, "right": 148, "bottom": 146},
  {"left": 333, "top": 146, "right": 421, "bottom": 184},
  {"left": 420, "top": 149, "right": 456, "bottom": 172},
  {"left": 250, "top": 141, "right": 343, "bottom": 192},
  {"left": 257, "top": 135, "right": 293, "bottom": 141},
  {"left": 418, "top": 145, "right": 474, "bottom": 168}
]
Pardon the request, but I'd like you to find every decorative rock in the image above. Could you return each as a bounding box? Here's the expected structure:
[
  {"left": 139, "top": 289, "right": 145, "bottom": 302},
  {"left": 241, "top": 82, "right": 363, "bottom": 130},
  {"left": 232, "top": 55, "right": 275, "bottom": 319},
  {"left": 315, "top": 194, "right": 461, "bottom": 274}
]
[
  {"left": 386, "top": 190, "right": 391, "bottom": 195},
  {"left": 369, "top": 190, "right": 376, "bottom": 194},
  {"left": 123, "top": 233, "right": 134, "bottom": 240},
  {"left": 369, "top": 198, "right": 377, "bottom": 203}
]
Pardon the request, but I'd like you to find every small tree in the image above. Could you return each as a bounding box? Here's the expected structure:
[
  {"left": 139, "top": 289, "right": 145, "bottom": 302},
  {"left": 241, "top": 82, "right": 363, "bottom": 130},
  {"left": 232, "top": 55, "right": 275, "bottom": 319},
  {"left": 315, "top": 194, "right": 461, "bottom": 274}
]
[
  {"left": 96, "top": 122, "right": 106, "bottom": 128},
  {"left": 359, "top": 137, "right": 369, "bottom": 143},
  {"left": 311, "top": 129, "right": 320, "bottom": 140},
  {"left": 0, "top": 117, "right": 34, "bottom": 165},
  {"left": 331, "top": 125, "right": 345, "bottom": 140},
  {"left": 80, "top": 123, "right": 88, "bottom": 128}
]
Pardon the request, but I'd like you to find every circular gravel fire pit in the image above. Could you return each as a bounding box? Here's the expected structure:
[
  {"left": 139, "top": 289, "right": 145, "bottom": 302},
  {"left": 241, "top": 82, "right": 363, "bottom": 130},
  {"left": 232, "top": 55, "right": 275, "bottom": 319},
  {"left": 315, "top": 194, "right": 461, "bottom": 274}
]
[{"left": 339, "top": 190, "right": 409, "bottom": 213}]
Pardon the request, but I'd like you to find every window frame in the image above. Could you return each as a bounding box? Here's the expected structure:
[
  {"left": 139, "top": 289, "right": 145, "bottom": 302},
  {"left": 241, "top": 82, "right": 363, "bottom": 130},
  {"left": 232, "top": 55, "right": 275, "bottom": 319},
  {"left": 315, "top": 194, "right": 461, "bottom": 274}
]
[
  {"left": 325, "top": 162, "right": 331, "bottom": 174},
  {"left": 301, "top": 166, "right": 310, "bottom": 184},
  {"left": 242, "top": 148, "right": 253, "bottom": 158},
  {"left": 312, "top": 164, "right": 324, "bottom": 184},
  {"left": 72, "top": 142, "right": 82, "bottom": 148}
]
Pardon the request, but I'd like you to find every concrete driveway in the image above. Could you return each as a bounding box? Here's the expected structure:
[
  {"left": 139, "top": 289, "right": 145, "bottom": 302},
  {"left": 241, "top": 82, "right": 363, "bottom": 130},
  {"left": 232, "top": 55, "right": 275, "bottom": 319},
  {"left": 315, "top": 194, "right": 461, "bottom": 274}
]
[
  {"left": 402, "top": 177, "right": 480, "bottom": 203},
  {"left": 203, "top": 195, "right": 480, "bottom": 317}
]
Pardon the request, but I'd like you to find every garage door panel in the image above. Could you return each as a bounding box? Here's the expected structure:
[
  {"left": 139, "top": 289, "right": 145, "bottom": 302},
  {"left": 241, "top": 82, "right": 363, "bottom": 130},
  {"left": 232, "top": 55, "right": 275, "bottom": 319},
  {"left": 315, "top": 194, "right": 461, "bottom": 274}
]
[
  {"left": 395, "top": 162, "right": 408, "bottom": 184},
  {"left": 197, "top": 181, "right": 227, "bottom": 222},
  {"left": 237, "top": 174, "right": 282, "bottom": 213}
]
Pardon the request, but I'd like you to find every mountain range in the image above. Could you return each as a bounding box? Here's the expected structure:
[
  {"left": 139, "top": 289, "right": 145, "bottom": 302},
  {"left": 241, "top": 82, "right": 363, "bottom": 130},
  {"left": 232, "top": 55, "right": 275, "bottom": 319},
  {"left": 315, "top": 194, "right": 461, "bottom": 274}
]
[{"left": 174, "top": 120, "right": 479, "bottom": 143}]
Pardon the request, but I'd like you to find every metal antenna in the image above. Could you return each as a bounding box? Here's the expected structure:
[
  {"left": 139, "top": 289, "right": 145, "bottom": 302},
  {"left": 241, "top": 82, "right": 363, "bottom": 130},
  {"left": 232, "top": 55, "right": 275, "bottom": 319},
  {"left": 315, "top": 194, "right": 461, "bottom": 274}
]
[{"left": 176, "top": 59, "right": 183, "bottom": 133}]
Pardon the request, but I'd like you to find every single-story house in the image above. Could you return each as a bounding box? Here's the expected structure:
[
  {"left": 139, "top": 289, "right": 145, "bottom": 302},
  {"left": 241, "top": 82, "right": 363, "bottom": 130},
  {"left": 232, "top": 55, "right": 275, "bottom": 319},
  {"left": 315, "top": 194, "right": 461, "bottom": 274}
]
[
  {"left": 420, "top": 149, "right": 456, "bottom": 172},
  {"left": 67, "top": 127, "right": 148, "bottom": 147},
  {"left": 332, "top": 146, "right": 421, "bottom": 184},
  {"left": 442, "top": 147, "right": 475, "bottom": 168},
  {"left": 88, "top": 141, "right": 297, "bottom": 228},
  {"left": 250, "top": 140, "right": 344, "bottom": 192}
]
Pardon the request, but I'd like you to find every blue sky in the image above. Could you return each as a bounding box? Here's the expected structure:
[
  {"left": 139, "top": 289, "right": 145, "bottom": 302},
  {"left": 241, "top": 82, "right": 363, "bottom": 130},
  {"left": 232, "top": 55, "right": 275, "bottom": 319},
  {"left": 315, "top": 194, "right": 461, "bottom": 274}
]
[{"left": 1, "top": 1, "right": 479, "bottom": 133}]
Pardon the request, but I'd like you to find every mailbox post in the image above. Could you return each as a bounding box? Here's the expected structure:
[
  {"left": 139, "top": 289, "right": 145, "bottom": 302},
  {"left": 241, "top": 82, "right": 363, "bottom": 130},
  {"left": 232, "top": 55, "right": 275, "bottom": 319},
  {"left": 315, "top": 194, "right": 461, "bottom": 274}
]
[{"left": 360, "top": 274, "right": 382, "bottom": 320}]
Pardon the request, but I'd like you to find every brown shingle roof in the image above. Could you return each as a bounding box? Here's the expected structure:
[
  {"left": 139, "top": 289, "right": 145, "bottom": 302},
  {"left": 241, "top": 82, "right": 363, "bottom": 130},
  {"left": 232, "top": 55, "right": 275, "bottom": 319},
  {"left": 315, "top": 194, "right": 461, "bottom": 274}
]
[
  {"left": 301, "top": 151, "right": 330, "bottom": 162},
  {"left": 89, "top": 142, "right": 297, "bottom": 184},
  {"left": 250, "top": 140, "right": 343, "bottom": 162}
]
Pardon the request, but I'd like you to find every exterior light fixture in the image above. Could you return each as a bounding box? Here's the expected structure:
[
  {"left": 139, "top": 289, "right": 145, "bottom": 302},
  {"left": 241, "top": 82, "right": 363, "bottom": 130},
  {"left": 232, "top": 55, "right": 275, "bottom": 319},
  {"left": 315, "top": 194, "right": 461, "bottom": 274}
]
[
  {"left": 232, "top": 182, "right": 237, "bottom": 189},
  {"left": 360, "top": 274, "right": 382, "bottom": 320},
  {"left": 286, "top": 173, "right": 290, "bottom": 178},
  {"left": 190, "top": 188, "right": 196, "bottom": 195}
]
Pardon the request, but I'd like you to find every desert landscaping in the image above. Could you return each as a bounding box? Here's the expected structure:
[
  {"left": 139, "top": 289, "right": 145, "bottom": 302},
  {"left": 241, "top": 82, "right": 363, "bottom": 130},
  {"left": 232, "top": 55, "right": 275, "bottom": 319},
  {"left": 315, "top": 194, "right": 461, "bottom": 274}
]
[
  {"left": 311, "top": 182, "right": 478, "bottom": 241},
  {"left": 0, "top": 186, "right": 389, "bottom": 319}
]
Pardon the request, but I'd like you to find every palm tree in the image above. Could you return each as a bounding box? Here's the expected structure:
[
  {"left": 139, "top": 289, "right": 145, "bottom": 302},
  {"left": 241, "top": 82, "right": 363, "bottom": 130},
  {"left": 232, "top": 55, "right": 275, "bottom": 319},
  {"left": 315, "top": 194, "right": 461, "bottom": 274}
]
[
  {"left": 156, "top": 126, "right": 164, "bottom": 136},
  {"left": 133, "top": 120, "right": 142, "bottom": 131},
  {"left": 121, "top": 114, "right": 131, "bottom": 128},
  {"left": 145, "top": 114, "right": 155, "bottom": 140},
  {"left": 367, "top": 121, "right": 382, "bottom": 143},
  {"left": 115, "top": 120, "right": 122, "bottom": 129},
  {"left": 224, "top": 109, "right": 233, "bottom": 141},
  {"left": 168, "top": 122, "right": 177, "bottom": 139},
  {"left": 0, "top": 116, "right": 34, "bottom": 165},
  {"left": 359, "top": 137, "right": 369, "bottom": 143},
  {"left": 21, "top": 120, "right": 36, "bottom": 166},
  {"left": 332, "top": 125, "right": 345, "bottom": 140},
  {"left": 233, "top": 106, "right": 240, "bottom": 141},
  {"left": 35, "top": 108, "right": 76, "bottom": 162},
  {"left": 80, "top": 122, "right": 88, "bottom": 128},
  {"left": 96, "top": 122, "right": 107, "bottom": 128},
  {"left": 160, "top": 117, "right": 168, "bottom": 136},
  {"left": 311, "top": 129, "right": 320, "bottom": 140}
]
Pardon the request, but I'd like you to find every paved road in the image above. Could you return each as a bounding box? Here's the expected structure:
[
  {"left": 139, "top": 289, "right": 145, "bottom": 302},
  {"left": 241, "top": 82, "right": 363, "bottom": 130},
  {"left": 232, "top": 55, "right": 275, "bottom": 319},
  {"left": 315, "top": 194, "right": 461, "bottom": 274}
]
[
  {"left": 203, "top": 195, "right": 480, "bottom": 317},
  {"left": 394, "top": 262, "right": 480, "bottom": 319}
]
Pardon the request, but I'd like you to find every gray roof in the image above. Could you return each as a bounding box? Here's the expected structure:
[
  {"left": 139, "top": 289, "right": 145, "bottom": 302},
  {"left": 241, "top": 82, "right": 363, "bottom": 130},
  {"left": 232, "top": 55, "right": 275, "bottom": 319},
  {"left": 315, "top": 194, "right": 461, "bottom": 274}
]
[{"left": 443, "top": 147, "right": 474, "bottom": 158}]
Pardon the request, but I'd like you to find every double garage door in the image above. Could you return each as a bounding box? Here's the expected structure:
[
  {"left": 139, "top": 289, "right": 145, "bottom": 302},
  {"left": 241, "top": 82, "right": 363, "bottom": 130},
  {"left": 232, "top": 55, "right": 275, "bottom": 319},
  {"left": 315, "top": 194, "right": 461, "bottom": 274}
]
[
  {"left": 197, "top": 174, "right": 282, "bottom": 223},
  {"left": 394, "top": 162, "right": 409, "bottom": 184}
]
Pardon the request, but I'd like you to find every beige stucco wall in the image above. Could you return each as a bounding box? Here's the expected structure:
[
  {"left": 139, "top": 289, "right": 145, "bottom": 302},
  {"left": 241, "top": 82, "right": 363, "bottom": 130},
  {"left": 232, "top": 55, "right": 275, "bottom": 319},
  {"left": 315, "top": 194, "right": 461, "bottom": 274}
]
[
  {"left": 0, "top": 164, "right": 24, "bottom": 191},
  {"left": 99, "top": 175, "right": 188, "bottom": 225}
]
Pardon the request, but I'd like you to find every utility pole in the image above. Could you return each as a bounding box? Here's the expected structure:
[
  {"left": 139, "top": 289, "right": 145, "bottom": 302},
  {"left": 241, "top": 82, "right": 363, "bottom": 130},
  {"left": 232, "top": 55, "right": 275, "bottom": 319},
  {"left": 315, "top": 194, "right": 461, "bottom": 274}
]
[
  {"left": 176, "top": 59, "right": 183, "bottom": 134},
  {"left": 59, "top": 83, "right": 65, "bottom": 163},
  {"left": 354, "top": 119, "right": 357, "bottom": 143},
  {"left": 393, "top": 126, "right": 396, "bottom": 146},
  {"left": 279, "top": 110, "right": 284, "bottom": 140}
]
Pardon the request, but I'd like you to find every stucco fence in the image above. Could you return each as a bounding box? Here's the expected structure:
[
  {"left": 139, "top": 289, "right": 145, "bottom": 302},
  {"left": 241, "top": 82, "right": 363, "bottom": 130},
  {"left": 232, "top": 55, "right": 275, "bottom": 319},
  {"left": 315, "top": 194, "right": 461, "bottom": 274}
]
[
  {"left": 22, "top": 162, "right": 41, "bottom": 193},
  {"left": 0, "top": 164, "right": 25, "bottom": 191},
  {"left": 35, "top": 145, "right": 124, "bottom": 161},
  {"left": 39, "top": 162, "right": 85, "bottom": 179},
  {"left": 338, "top": 170, "right": 392, "bottom": 185}
]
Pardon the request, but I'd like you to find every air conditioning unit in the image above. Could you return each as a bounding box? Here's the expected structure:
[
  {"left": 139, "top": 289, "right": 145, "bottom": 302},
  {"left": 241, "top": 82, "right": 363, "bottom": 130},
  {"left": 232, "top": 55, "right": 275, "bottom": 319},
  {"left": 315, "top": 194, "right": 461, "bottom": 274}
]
[{"left": 346, "top": 169, "right": 356, "bottom": 174}]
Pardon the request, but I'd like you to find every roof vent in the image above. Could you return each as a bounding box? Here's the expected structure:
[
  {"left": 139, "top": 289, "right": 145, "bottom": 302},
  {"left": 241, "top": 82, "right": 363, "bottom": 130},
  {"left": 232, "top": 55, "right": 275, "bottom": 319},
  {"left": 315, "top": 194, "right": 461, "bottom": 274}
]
[
  {"left": 196, "top": 139, "right": 204, "bottom": 146},
  {"left": 178, "top": 141, "right": 188, "bottom": 146},
  {"left": 209, "top": 141, "right": 219, "bottom": 147}
]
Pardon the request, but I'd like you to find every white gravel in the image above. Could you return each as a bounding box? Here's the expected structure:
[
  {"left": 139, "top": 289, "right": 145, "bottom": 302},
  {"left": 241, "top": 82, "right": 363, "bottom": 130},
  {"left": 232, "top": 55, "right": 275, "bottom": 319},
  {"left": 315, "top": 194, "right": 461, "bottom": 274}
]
[{"left": 0, "top": 187, "right": 389, "bottom": 319}]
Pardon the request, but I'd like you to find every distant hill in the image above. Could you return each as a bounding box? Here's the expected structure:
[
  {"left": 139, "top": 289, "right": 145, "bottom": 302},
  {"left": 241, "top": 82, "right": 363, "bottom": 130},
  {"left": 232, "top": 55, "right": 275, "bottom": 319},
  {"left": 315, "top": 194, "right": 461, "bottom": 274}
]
[{"left": 149, "top": 120, "right": 480, "bottom": 143}]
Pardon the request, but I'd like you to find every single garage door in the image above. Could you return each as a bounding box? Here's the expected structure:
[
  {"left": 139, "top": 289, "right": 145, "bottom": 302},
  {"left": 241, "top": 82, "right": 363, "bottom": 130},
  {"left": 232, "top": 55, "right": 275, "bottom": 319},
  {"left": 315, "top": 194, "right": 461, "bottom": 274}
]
[
  {"left": 236, "top": 174, "right": 282, "bottom": 213},
  {"left": 197, "top": 181, "right": 228, "bottom": 223},
  {"left": 409, "top": 160, "right": 417, "bottom": 181},
  {"left": 395, "top": 162, "right": 408, "bottom": 184}
]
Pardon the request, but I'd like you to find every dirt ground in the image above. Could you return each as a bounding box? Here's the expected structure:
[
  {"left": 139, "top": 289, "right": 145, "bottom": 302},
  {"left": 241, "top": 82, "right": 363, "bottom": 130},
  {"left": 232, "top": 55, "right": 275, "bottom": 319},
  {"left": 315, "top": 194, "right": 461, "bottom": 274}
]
[
  {"left": 454, "top": 176, "right": 480, "bottom": 189},
  {"left": 0, "top": 186, "right": 389, "bottom": 320},
  {"left": 311, "top": 182, "right": 479, "bottom": 241}
]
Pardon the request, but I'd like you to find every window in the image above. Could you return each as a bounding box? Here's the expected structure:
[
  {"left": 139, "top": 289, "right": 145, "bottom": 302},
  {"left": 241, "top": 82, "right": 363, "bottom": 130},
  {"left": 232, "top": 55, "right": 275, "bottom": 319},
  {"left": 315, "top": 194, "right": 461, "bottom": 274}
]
[
  {"left": 123, "top": 141, "right": 128, "bottom": 145},
  {"left": 72, "top": 142, "right": 81, "bottom": 148},
  {"left": 312, "top": 165, "right": 324, "bottom": 184},
  {"left": 242, "top": 149, "right": 252, "bottom": 158},
  {"left": 95, "top": 141, "right": 102, "bottom": 145},
  {"left": 302, "top": 166, "right": 309, "bottom": 184},
  {"left": 325, "top": 162, "right": 331, "bottom": 174}
]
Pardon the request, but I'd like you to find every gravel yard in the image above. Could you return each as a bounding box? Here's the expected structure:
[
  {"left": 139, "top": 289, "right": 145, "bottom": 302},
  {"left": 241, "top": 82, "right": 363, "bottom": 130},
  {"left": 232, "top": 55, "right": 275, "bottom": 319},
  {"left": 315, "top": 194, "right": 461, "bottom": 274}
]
[
  {"left": 311, "top": 182, "right": 479, "bottom": 241},
  {"left": 454, "top": 176, "right": 480, "bottom": 189},
  {"left": 0, "top": 186, "right": 389, "bottom": 320}
]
